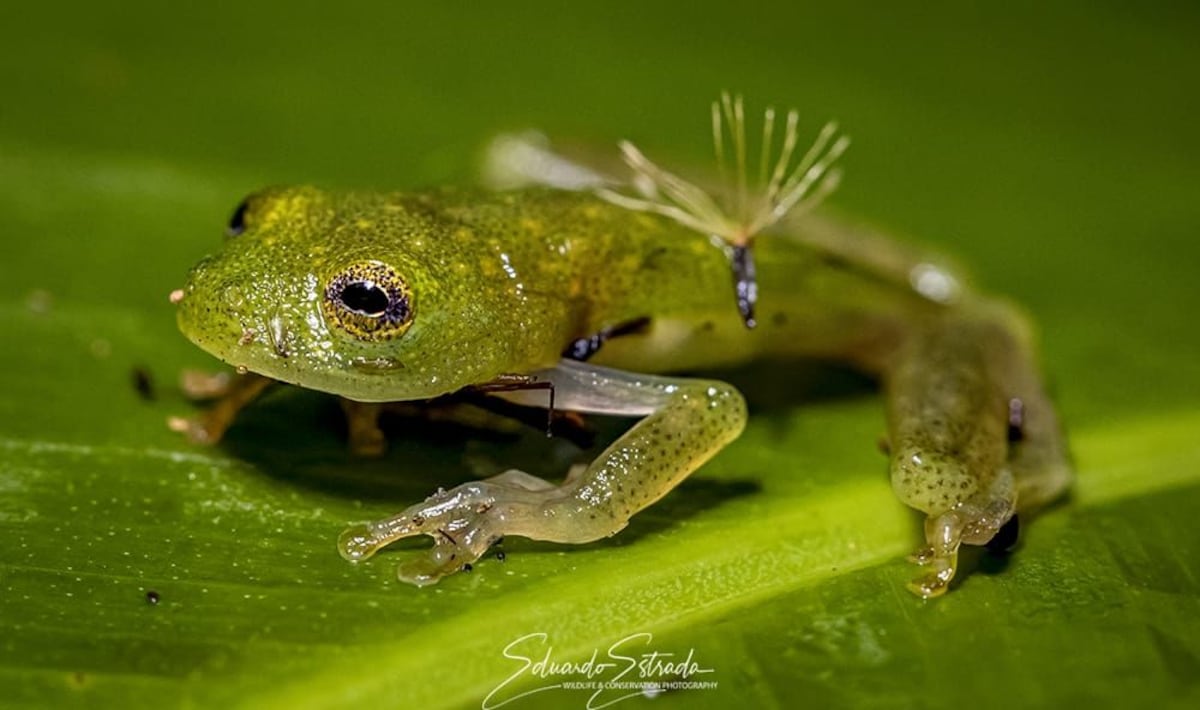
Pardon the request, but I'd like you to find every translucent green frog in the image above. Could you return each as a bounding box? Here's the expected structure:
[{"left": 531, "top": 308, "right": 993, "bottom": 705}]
[{"left": 173, "top": 95, "right": 1071, "bottom": 597}]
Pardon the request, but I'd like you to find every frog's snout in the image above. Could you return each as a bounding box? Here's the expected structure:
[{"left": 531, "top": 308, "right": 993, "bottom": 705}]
[
  {"left": 174, "top": 259, "right": 259, "bottom": 360},
  {"left": 175, "top": 254, "right": 328, "bottom": 386}
]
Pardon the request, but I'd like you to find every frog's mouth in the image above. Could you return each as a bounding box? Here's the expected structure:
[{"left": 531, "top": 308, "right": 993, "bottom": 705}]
[{"left": 173, "top": 281, "right": 296, "bottom": 379}]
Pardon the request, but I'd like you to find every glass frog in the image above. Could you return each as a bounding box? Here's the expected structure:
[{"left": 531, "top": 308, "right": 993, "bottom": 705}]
[{"left": 172, "top": 95, "right": 1071, "bottom": 597}]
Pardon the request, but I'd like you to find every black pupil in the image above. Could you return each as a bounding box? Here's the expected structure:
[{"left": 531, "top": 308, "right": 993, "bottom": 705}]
[
  {"left": 226, "top": 200, "right": 249, "bottom": 237},
  {"left": 340, "top": 281, "right": 390, "bottom": 316}
]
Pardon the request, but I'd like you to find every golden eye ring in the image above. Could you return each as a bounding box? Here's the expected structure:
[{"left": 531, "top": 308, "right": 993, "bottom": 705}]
[{"left": 323, "top": 261, "right": 414, "bottom": 341}]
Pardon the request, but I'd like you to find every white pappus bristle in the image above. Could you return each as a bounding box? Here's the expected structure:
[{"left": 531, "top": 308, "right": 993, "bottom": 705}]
[{"left": 598, "top": 92, "right": 849, "bottom": 247}]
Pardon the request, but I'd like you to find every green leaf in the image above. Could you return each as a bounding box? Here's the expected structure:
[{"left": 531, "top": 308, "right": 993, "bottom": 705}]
[{"left": 3, "top": 2, "right": 1199, "bottom": 709}]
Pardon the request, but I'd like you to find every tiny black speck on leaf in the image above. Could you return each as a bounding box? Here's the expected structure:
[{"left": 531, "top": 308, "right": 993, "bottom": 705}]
[
  {"left": 131, "top": 366, "right": 155, "bottom": 401},
  {"left": 145, "top": 590, "right": 160, "bottom": 605}
]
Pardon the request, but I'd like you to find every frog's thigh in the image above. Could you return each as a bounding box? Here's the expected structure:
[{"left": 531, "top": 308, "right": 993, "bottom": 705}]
[{"left": 337, "top": 360, "right": 747, "bottom": 586}]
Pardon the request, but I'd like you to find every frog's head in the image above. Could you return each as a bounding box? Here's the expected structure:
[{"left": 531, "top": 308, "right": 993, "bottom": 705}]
[{"left": 176, "top": 186, "right": 515, "bottom": 401}]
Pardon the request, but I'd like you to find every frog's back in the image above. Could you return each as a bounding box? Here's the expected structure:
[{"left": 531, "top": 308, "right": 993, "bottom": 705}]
[{"left": 419, "top": 187, "right": 934, "bottom": 374}]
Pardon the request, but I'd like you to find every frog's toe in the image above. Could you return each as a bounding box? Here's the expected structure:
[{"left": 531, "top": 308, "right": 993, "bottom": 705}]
[
  {"left": 908, "top": 559, "right": 958, "bottom": 599},
  {"left": 166, "top": 414, "right": 223, "bottom": 445},
  {"left": 179, "top": 369, "right": 233, "bottom": 400},
  {"left": 906, "top": 546, "right": 935, "bottom": 566},
  {"left": 904, "top": 509, "right": 966, "bottom": 598},
  {"left": 337, "top": 522, "right": 388, "bottom": 562},
  {"left": 345, "top": 420, "right": 387, "bottom": 457},
  {"left": 904, "top": 489, "right": 1017, "bottom": 598},
  {"left": 395, "top": 536, "right": 478, "bottom": 587}
]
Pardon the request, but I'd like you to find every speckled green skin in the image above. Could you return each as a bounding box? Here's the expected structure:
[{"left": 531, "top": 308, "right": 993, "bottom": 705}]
[
  {"left": 178, "top": 186, "right": 932, "bottom": 398},
  {"left": 177, "top": 185, "right": 1071, "bottom": 595}
]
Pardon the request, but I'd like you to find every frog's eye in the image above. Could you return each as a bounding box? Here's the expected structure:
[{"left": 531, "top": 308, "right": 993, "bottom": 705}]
[
  {"left": 226, "top": 198, "right": 251, "bottom": 237},
  {"left": 323, "top": 261, "right": 414, "bottom": 341}
]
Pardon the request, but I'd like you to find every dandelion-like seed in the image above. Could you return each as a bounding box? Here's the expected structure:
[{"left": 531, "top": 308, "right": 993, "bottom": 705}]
[{"left": 599, "top": 93, "right": 850, "bottom": 328}]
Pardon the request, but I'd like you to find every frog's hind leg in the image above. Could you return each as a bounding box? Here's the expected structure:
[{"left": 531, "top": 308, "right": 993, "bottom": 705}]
[
  {"left": 786, "top": 211, "right": 969, "bottom": 309},
  {"left": 885, "top": 300, "right": 1071, "bottom": 598},
  {"left": 337, "top": 360, "right": 747, "bottom": 586}
]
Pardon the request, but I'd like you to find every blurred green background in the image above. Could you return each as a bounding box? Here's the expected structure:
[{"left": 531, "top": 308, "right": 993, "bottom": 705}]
[{"left": 1, "top": 2, "right": 1198, "bottom": 708}]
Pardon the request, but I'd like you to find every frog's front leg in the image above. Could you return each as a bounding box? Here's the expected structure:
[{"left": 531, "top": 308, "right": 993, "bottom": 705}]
[
  {"left": 337, "top": 360, "right": 747, "bottom": 586},
  {"left": 886, "top": 300, "right": 1071, "bottom": 597},
  {"left": 170, "top": 370, "right": 275, "bottom": 444}
]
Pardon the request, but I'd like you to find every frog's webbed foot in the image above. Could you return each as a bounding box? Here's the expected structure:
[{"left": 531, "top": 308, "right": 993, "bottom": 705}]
[
  {"left": 338, "top": 360, "right": 747, "bottom": 586},
  {"left": 904, "top": 484, "right": 1017, "bottom": 598},
  {"left": 169, "top": 370, "right": 274, "bottom": 445},
  {"left": 337, "top": 470, "right": 557, "bottom": 586}
]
